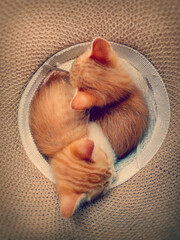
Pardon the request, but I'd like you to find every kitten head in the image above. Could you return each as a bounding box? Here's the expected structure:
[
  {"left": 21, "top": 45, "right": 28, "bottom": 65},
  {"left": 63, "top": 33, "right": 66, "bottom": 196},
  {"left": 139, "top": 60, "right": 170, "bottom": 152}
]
[
  {"left": 70, "top": 37, "right": 133, "bottom": 110},
  {"left": 51, "top": 138, "right": 116, "bottom": 218}
]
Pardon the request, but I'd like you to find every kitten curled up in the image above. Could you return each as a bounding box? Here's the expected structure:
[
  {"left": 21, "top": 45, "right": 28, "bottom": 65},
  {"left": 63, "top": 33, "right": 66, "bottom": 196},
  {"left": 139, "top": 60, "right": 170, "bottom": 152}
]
[
  {"left": 70, "top": 37, "right": 149, "bottom": 158},
  {"left": 29, "top": 71, "right": 116, "bottom": 219}
]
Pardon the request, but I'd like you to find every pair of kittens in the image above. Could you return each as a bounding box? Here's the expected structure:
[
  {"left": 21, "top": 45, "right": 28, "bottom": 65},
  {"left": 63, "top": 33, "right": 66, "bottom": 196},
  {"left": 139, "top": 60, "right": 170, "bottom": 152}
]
[{"left": 30, "top": 38, "right": 148, "bottom": 218}]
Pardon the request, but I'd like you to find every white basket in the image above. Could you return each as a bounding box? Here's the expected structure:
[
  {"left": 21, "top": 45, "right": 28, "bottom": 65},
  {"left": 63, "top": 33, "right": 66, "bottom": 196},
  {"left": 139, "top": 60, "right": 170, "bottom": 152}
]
[{"left": 18, "top": 42, "right": 170, "bottom": 188}]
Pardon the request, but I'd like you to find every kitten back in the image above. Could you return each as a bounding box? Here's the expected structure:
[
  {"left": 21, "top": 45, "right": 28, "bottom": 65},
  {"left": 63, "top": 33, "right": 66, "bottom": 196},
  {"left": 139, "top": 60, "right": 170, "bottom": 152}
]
[
  {"left": 30, "top": 71, "right": 89, "bottom": 157},
  {"left": 90, "top": 86, "right": 148, "bottom": 158}
]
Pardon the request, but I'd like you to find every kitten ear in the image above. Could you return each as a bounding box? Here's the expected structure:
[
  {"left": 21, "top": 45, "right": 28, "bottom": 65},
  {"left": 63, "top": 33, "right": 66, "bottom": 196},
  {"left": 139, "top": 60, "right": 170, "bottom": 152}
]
[
  {"left": 90, "top": 37, "right": 111, "bottom": 64},
  {"left": 58, "top": 186, "right": 85, "bottom": 218},
  {"left": 71, "top": 89, "right": 97, "bottom": 110},
  {"left": 71, "top": 138, "right": 94, "bottom": 162},
  {"left": 78, "top": 138, "right": 94, "bottom": 161}
]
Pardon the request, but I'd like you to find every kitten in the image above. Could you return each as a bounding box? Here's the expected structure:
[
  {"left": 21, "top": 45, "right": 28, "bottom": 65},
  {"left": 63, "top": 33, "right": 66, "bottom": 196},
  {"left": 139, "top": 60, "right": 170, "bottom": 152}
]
[
  {"left": 70, "top": 37, "right": 148, "bottom": 158},
  {"left": 29, "top": 71, "right": 116, "bottom": 218}
]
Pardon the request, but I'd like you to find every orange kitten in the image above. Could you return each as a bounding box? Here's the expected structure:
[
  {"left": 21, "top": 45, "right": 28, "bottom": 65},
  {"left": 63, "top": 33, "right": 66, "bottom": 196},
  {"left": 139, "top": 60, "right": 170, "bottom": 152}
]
[
  {"left": 70, "top": 38, "right": 148, "bottom": 158},
  {"left": 29, "top": 71, "right": 116, "bottom": 218}
]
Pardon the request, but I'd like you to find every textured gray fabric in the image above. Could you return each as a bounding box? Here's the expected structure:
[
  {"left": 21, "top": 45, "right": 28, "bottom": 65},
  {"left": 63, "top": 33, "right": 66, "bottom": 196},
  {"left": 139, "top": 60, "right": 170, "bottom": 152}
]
[{"left": 0, "top": 0, "right": 180, "bottom": 239}]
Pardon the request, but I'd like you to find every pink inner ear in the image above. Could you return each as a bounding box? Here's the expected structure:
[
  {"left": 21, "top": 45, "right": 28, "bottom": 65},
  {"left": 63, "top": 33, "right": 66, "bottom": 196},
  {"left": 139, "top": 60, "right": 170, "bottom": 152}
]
[
  {"left": 71, "top": 89, "right": 97, "bottom": 110},
  {"left": 80, "top": 138, "right": 94, "bottom": 161},
  {"left": 90, "top": 38, "right": 111, "bottom": 64},
  {"left": 59, "top": 188, "right": 85, "bottom": 219}
]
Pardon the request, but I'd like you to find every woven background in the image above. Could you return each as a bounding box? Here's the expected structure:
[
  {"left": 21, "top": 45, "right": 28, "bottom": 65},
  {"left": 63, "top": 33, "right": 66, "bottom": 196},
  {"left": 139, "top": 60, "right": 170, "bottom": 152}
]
[{"left": 0, "top": 0, "right": 179, "bottom": 239}]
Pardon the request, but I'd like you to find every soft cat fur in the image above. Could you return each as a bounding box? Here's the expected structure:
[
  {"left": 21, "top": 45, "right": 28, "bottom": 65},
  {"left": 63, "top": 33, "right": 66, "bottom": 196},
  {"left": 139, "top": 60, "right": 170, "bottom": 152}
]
[
  {"left": 29, "top": 71, "right": 116, "bottom": 218},
  {"left": 70, "top": 37, "right": 149, "bottom": 158}
]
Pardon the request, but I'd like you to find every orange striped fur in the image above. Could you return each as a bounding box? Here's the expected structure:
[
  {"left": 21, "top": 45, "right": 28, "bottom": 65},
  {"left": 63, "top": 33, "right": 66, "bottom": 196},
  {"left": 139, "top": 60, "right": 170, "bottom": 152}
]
[{"left": 29, "top": 71, "right": 115, "bottom": 218}]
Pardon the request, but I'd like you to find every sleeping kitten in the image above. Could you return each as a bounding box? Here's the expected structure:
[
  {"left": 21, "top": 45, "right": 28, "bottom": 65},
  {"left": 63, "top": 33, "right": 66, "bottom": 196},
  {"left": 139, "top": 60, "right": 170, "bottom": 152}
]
[
  {"left": 70, "top": 37, "right": 148, "bottom": 158},
  {"left": 29, "top": 71, "right": 116, "bottom": 218}
]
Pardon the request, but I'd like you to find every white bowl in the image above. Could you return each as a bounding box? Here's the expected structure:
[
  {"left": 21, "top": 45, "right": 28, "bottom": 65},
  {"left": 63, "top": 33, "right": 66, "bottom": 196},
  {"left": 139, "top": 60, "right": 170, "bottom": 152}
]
[{"left": 18, "top": 42, "right": 170, "bottom": 188}]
